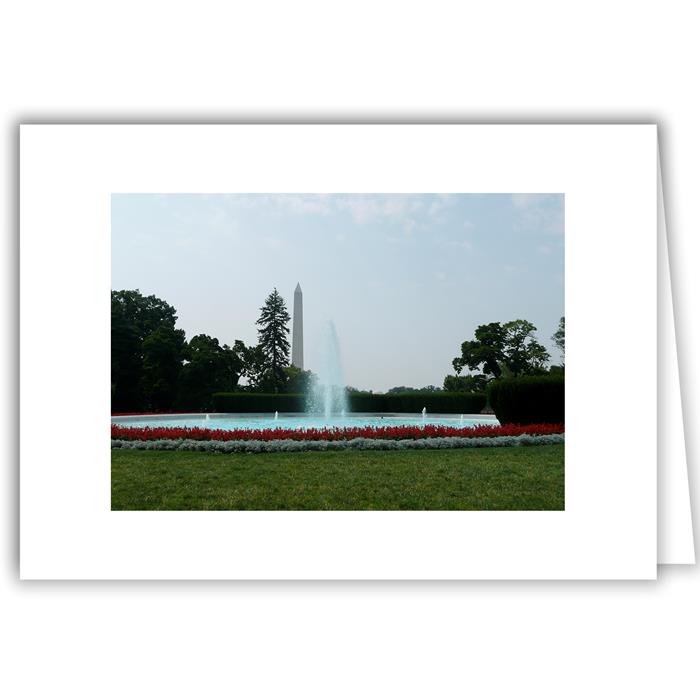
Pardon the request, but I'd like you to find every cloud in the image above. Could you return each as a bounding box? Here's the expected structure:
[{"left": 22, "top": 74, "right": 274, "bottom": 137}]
[
  {"left": 262, "top": 236, "right": 285, "bottom": 250},
  {"left": 337, "top": 194, "right": 423, "bottom": 225},
  {"left": 230, "top": 193, "right": 421, "bottom": 223},
  {"left": 334, "top": 194, "right": 430, "bottom": 235},
  {"left": 273, "top": 194, "right": 332, "bottom": 215},
  {"left": 446, "top": 240, "right": 472, "bottom": 251},
  {"left": 221, "top": 193, "right": 456, "bottom": 235},
  {"left": 511, "top": 194, "right": 547, "bottom": 209},
  {"left": 224, "top": 193, "right": 332, "bottom": 216},
  {"left": 445, "top": 220, "right": 474, "bottom": 251},
  {"left": 511, "top": 194, "right": 564, "bottom": 235},
  {"left": 428, "top": 193, "right": 455, "bottom": 217},
  {"left": 174, "top": 236, "right": 194, "bottom": 250}
]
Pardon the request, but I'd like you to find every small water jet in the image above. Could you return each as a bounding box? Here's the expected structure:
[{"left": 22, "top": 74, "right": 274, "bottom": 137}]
[
  {"left": 274, "top": 411, "right": 279, "bottom": 421},
  {"left": 205, "top": 414, "right": 210, "bottom": 422},
  {"left": 421, "top": 407, "right": 427, "bottom": 423}
]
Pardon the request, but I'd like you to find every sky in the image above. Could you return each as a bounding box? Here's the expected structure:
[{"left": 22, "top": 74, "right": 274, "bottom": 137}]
[{"left": 112, "top": 194, "right": 564, "bottom": 392}]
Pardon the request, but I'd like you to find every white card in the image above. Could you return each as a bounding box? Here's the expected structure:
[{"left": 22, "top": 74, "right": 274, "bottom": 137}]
[{"left": 20, "top": 125, "right": 662, "bottom": 579}]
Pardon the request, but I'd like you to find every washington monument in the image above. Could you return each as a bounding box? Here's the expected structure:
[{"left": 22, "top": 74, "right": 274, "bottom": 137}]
[{"left": 292, "top": 282, "right": 303, "bottom": 369}]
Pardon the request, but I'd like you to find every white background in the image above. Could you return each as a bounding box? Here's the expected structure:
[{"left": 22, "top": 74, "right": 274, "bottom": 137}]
[
  {"left": 2, "top": 1, "right": 698, "bottom": 698},
  {"left": 20, "top": 124, "right": 657, "bottom": 581}
]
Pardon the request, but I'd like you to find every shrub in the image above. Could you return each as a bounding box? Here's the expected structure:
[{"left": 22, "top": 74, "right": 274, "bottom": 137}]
[{"left": 487, "top": 375, "right": 564, "bottom": 425}]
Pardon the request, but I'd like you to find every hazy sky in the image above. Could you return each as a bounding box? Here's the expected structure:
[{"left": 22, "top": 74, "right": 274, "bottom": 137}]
[{"left": 112, "top": 194, "right": 564, "bottom": 391}]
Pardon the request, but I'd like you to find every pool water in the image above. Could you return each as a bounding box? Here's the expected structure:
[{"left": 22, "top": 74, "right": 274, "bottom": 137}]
[{"left": 111, "top": 412, "right": 499, "bottom": 432}]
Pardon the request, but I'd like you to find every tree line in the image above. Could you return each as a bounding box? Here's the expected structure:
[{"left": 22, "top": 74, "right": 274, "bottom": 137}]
[
  {"left": 111, "top": 288, "right": 311, "bottom": 412},
  {"left": 112, "top": 287, "right": 564, "bottom": 412},
  {"left": 384, "top": 318, "right": 564, "bottom": 394},
  {"left": 442, "top": 317, "right": 564, "bottom": 392}
]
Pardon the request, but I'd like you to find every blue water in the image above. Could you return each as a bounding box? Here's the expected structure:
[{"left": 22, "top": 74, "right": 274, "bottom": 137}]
[{"left": 111, "top": 412, "right": 499, "bottom": 431}]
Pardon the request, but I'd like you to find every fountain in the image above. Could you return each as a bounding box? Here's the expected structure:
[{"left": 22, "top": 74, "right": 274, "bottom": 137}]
[
  {"left": 307, "top": 321, "right": 348, "bottom": 422},
  {"left": 111, "top": 314, "right": 504, "bottom": 434}
]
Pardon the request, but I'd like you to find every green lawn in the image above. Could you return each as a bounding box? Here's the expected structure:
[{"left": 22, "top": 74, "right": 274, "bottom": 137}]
[{"left": 111, "top": 444, "right": 564, "bottom": 510}]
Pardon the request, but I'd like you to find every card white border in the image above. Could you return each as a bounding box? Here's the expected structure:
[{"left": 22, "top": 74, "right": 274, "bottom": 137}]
[{"left": 20, "top": 125, "right": 657, "bottom": 579}]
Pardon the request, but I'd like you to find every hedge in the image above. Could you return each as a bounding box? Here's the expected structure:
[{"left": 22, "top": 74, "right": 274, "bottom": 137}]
[
  {"left": 487, "top": 375, "right": 565, "bottom": 425},
  {"left": 212, "top": 391, "right": 487, "bottom": 414},
  {"left": 212, "top": 393, "right": 306, "bottom": 412},
  {"left": 348, "top": 392, "right": 487, "bottom": 414}
]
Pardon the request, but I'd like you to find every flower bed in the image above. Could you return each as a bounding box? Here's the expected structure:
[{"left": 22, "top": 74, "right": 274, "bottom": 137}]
[
  {"left": 111, "top": 422, "right": 564, "bottom": 443},
  {"left": 112, "top": 433, "right": 565, "bottom": 454},
  {"left": 111, "top": 422, "right": 565, "bottom": 453}
]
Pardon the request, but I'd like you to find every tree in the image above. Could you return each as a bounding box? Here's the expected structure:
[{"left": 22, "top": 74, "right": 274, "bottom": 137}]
[
  {"left": 111, "top": 298, "right": 143, "bottom": 410},
  {"left": 387, "top": 385, "right": 444, "bottom": 394},
  {"left": 256, "top": 288, "right": 291, "bottom": 393},
  {"left": 442, "top": 373, "right": 487, "bottom": 392},
  {"left": 501, "top": 320, "right": 549, "bottom": 376},
  {"left": 176, "top": 334, "right": 247, "bottom": 410},
  {"left": 142, "top": 326, "right": 186, "bottom": 410},
  {"left": 452, "top": 322, "right": 507, "bottom": 379},
  {"left": 283, "top": 366, "right": 316, "bottom": 394},
  {"left": 453, "top": 319, "right": 550, "bottom": 380},
  {"left": 111, "top": 289, "right": 182, "bottom": 411},
  {"left": 236, "top": 342, "right": 266, "bottom": 389},
  {"left": 552, "top": 316, "right": 565, "bottom": 362},
  {"left": 220, "top": 342, "right": 248, "bottom": 390}
]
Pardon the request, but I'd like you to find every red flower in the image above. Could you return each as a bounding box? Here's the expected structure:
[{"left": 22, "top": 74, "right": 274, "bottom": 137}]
[{"left": 111, "top": 422, "right": 565, "bottom": 443}]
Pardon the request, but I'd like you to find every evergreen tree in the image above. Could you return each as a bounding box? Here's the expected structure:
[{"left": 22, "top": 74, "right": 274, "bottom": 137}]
[
  {"left": 256, "top": 288, "right": 291, "bottom": 393},
  {"left": 552, "top": 316, "right": 565, "bottom": 362}
]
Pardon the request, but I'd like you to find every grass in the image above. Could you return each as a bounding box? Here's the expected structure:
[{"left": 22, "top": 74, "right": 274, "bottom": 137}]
[{"left": 111, "top": 444, "right": 564, "bottom": 511}]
